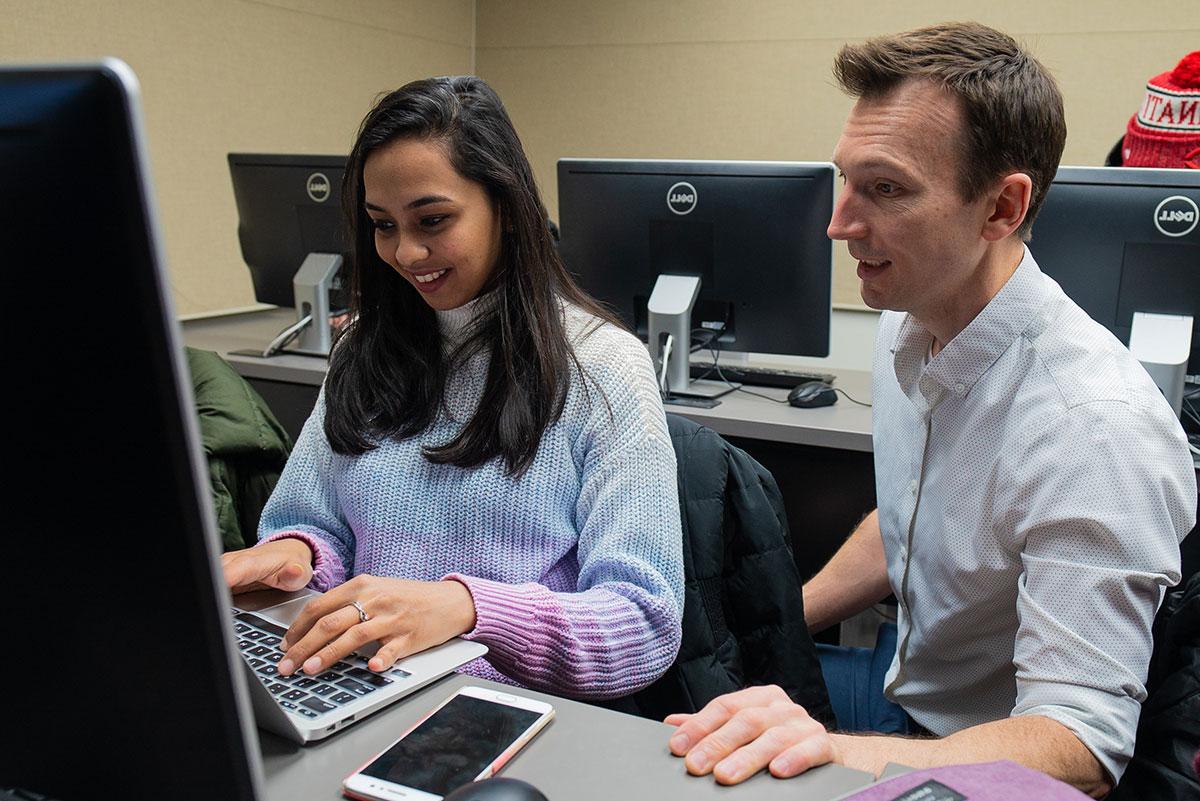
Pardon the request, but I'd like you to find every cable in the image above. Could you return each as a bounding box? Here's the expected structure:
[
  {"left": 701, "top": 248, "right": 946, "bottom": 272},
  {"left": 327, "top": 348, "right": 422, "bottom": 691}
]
[
  {"left": 262, "top": 314, "right": 313, "bottom": 358},
  {"left": 694, "top": 335, "right": 872, "bottom": 407},
  {"left": 657, "top": 333, "right": 674, "bottom": 398}
]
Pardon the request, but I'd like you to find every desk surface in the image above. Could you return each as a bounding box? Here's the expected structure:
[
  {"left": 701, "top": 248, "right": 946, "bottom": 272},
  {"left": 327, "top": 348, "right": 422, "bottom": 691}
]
[
  {"left": 258, "top": 672, "right": 874, "bottom": 801},
  {"left": 182, "top": 308, "right": 874, "bottom": 453}
]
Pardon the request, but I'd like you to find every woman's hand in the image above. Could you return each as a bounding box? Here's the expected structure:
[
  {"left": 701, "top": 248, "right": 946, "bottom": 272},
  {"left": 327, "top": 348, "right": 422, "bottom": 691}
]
[
  {"left": 276, "top": 575, "right": 477, "bottom": 676},
  {"left": 221, "top": 538, "right": 314, "bottom": 594}
]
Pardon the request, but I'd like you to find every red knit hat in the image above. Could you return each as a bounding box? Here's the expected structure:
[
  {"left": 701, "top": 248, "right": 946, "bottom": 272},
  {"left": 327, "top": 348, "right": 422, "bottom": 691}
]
[{"left": 1123, "top": 51, "right": 1200, "bottom": 169}]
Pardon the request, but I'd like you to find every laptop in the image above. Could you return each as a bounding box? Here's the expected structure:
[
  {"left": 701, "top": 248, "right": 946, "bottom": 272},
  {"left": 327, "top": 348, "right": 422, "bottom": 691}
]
[
  {"left": 0, "top": 60, "right": 476, "bottom": 798},
  {"left": 233, "top": 589, "right": 486, "bottom": 743}
]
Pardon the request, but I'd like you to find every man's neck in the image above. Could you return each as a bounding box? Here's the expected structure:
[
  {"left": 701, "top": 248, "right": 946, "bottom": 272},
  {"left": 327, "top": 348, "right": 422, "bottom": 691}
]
[{"left": 925, "top": 238, "right": 1025, "bottom": 356}]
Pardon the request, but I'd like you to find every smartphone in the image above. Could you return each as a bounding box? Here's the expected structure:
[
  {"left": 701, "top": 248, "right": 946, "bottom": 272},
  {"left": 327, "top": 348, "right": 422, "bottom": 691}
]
[{"left": 342, "top": 685, "right": 555, "bottom": 801}]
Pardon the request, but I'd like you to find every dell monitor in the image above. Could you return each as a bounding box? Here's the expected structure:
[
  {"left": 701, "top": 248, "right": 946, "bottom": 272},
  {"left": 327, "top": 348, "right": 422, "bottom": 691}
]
[
  {"left": 1028, "top": 166, "right": 1200, "bottom": 416},
  {"left": 228, "top": 152, "right": 349, "bottom": 356},
  {"left": 557, "top": 159, "right": 834, "bottom": 398},
  {"left": 1, "top": 61, "right": 263, "bottom": 799}
]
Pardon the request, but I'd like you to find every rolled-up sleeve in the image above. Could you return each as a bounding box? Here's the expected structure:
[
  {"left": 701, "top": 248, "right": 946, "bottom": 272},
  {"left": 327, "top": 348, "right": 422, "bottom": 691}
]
[{"left": 1010, "top": 399, "right": 1195, "bottom": 781}]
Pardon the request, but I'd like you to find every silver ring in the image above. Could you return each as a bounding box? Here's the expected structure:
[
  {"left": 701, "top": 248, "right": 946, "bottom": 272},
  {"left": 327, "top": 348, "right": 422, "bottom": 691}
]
[{"left": 348, "top": 600, "right": 370, "bottom": 623}]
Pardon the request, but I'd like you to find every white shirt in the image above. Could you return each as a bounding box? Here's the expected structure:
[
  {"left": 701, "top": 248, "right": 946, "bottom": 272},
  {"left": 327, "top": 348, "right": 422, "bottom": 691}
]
[{"left": 872, "top": 247, "right": 1197, "bottom": 781}]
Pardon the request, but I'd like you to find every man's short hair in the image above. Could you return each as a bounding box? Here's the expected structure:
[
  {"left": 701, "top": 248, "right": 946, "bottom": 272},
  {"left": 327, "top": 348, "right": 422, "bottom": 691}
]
[{"left": 833, "top": 22, "right": 1066, "bottom": 240}]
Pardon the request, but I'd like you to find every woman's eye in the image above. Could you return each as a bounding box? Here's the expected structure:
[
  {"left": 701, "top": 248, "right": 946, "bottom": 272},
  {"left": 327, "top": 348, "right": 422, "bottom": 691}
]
[
  {"left": 370, "top": 218, "right": 394, "bottom": 233},
  {"left": 420, "top": 215, "right": 448, "bottom": 229}
]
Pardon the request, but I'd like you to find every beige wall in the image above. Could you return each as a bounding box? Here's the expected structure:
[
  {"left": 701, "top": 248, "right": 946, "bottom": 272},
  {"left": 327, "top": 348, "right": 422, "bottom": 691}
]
[
  {"left": 2, "top": 0, "right": 473, "bottom": 315},
  {"left": 475, "top": 1, "right": 1199, "bottom": 308},
  {"left": 6, "top": 2, "right": 1196, "bottom": 314}
]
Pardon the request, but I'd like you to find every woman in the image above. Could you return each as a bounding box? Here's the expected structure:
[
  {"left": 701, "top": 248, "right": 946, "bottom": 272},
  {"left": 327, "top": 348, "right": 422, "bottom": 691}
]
[{"left": 221, "top": 76, "right": 683, "bottom": 699}]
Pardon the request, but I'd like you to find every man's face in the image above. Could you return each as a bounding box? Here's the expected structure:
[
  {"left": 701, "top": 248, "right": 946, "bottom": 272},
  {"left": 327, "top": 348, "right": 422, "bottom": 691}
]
[{"left": 828, "top": 80, "right": 996, "bottom": 324}]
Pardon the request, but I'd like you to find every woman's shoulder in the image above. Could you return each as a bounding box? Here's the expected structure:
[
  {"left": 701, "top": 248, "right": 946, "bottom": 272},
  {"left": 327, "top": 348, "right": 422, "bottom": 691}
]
[{"left": 561, "top": 301, "right": 646, "bottom": 362}]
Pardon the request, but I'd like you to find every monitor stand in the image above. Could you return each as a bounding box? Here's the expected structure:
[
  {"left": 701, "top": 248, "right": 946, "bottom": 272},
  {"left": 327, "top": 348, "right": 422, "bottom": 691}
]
[
  {"left": 234, "top": 252, "right": 343, "bottom": 359},
  {"left": 1129, "top": 311, "right": 1193, "bottom": 417},
  {"left": 646, "top": 273, "right": 737, "bottom": 401}
]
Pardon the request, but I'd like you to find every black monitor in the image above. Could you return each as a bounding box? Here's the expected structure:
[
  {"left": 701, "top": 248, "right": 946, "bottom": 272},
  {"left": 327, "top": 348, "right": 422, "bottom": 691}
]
[
  {"left": 1, "top": 61, "right": 263, "bottom": 799},
  {"left": 557, "top": 159, "right": 833, "bottom": 396},
  {"left": 1028, "top": 166, "right": 1200, "bottom": 384},
  {"left": 228, "top": 152, "right": 349, "bottom": 355}
]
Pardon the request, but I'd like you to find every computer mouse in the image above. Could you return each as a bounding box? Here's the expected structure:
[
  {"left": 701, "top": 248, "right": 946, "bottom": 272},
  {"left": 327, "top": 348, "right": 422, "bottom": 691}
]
[
  {"left": 787, "top": 380, "right": 838, "bottom": 408},
  {"left": 442, "top": 777, "right": 549, "bottom": 801}
]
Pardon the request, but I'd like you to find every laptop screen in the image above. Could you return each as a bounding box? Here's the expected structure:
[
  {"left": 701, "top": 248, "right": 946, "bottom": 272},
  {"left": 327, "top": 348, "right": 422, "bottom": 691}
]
[{"left": 0, "top": 61, "right": 263, "bottom": 800}]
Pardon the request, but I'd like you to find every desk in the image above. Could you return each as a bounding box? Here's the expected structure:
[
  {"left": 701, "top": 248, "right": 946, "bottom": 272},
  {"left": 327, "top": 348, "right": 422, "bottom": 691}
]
[
  {"left": 259, "top": 672, "right": 875, "bottom": 800},
  {"left": 182, "top": 308, "right": 880, "bottom": 584},
  {"left": 181, "top": 308, "right": 873, "bottom": 449}
]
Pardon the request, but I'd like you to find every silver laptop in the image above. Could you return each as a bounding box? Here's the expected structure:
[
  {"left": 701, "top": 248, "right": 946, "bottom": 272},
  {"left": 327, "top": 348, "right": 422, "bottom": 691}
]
[{"left": 232, "top": 589, "right": 487, "bottom": 743}]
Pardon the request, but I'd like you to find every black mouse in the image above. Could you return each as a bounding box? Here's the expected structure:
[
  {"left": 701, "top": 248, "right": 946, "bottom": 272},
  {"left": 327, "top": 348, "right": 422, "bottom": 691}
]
[
  {"left": 442, "top": 777, "right": 549, "bottom": 801},
  {"left": 787, "top": 380, "right": 837, "bottom": 408}
]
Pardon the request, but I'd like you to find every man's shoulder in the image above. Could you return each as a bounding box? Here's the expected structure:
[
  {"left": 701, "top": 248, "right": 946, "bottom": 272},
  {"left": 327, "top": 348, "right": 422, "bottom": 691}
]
[{"left": 1024, "top": 294, "right": 1154, "bottom": 412}]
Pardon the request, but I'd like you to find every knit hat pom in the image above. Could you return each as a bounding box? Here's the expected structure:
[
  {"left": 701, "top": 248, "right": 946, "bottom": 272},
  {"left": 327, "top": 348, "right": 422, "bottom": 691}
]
[
  {"left": 1123, "top": 50, "right": 1200, "bottom": 169},
  {"left": 1171, "top": 51, "right": 1200, "bottom": 88}
]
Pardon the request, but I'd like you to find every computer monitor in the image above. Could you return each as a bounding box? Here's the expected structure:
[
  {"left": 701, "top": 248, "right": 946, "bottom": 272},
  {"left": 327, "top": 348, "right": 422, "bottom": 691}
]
[
  {"left": 1028, "top": 166, "right": 1200, "bottom": 414},
  {"left": 557, "top": 159, "right": 833, "bottom": 397},
  {"left": 1, "top": 61, "right": 263, "bottom": 799},
  {"left": 228, "top": 152, "right": 349, "bottom": 356}
]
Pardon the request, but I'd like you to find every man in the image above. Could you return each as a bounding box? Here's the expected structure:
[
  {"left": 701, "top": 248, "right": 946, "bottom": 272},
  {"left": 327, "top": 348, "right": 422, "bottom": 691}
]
[{"left": 666, "top": 22, "right": 1197, "bottom": 796}]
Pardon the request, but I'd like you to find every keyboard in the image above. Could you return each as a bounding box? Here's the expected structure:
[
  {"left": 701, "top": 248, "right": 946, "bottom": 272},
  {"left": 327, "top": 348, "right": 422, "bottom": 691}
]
[
  {"left": 233, "top": 609, "right": 411, "bottom": 721},
  {"left": 690, "top": 363, "right": 836, "bottom": 389}
]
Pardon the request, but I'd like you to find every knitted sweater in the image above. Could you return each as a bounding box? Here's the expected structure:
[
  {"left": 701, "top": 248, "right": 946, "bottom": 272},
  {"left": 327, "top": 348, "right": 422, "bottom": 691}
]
[{"left": 258, "top": 298, "right": 684, "bottom": 699}]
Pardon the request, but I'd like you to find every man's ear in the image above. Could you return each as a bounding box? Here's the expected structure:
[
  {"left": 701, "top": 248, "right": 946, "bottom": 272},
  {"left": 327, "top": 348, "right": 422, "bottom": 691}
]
[{"left": 982, "top": 172, "right": 1033, "bottom": 242}]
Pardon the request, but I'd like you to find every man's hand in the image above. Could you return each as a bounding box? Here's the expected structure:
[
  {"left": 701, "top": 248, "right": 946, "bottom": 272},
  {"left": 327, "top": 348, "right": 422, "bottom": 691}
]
[{"left": 665, "top": 685, "right": 837, "bottom": 785}]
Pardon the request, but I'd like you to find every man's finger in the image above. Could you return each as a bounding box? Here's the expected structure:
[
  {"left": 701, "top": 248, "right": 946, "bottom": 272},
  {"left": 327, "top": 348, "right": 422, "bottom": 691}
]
[
  {"left": 712, "top": 722, "right": 814, "bottom": 785},
  {"left": 668, "top": 685, "right": 790, "bottom": 756},
  {"left": 768, "top": 733, "right": 836, "bottom": 779},
  {"left": 683, "top": 705, "right": 780, "bottom": 776}
]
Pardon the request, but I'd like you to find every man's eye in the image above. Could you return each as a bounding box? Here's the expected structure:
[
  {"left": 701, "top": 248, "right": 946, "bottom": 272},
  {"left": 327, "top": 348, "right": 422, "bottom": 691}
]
[{"left": 876, "top": 182, "right": 898, "bottom": 195}]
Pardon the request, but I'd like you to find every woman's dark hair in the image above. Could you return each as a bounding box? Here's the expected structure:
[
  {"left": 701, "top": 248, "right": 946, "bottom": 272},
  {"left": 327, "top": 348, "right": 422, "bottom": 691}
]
[{"left": 325, "top": 75, "right": 620, "bottom": 475}]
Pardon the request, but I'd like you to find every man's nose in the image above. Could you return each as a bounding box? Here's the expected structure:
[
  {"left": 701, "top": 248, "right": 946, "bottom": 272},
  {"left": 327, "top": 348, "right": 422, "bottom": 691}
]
[{"left": 827, "top": 191, "right": 866, "bottom": 241}]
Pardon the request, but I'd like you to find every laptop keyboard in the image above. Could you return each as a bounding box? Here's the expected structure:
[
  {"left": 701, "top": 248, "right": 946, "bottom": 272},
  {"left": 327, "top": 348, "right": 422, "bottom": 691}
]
[{"left": 233, "top": 609, "right": 411, "bottom": 721}]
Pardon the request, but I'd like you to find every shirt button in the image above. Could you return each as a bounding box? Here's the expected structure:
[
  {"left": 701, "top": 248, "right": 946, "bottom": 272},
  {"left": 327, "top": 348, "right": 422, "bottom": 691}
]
[
  {"left": 955, "top": 382, "right": 965, "bottom": 394},
  {"left": 909, "top": 479, "right": 918, "bottom": 495}
]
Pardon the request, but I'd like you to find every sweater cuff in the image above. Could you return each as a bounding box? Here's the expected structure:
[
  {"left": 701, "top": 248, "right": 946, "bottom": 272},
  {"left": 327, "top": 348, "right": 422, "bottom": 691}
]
[
  {"left": 260, "top": 530, "right": 344, "bottom": 590},
  {"left": 444, "top": 573, "right": 532, "bottom": 654}
]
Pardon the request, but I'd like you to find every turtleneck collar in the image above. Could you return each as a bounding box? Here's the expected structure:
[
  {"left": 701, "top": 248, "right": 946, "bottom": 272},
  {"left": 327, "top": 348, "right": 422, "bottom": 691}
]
[{"left": 435, "top": 291, "right": 495, "bottom": 346}]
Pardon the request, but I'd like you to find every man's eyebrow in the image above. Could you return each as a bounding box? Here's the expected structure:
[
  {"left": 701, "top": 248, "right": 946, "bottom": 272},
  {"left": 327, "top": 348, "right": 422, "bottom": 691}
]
[{"left": 836, "top": 157, "right": 917, "bottom": 180}]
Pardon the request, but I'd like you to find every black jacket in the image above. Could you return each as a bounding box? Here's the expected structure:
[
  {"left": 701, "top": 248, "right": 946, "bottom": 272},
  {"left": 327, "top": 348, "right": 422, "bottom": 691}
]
[
  {"left": 611, "top": 414, "right": 833, "bottom": 725},
  {"left": 1109, "top": 571, "right": 1200, "bottom": 800}
]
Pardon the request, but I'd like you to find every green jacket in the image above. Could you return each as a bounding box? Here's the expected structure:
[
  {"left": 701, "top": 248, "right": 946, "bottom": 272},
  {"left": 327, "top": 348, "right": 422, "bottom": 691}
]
[{"left": 187, "top": 347, "right": 292, "bottom": 551}]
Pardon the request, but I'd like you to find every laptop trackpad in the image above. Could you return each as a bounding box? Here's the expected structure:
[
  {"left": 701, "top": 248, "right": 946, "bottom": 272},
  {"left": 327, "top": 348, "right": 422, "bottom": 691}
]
[{"left": 251, "top": 589, "right": 382, "bottom": 657}]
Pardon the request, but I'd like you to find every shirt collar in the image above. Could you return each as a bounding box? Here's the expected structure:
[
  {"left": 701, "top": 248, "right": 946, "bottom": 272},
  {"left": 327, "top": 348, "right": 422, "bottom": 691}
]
[{"left": 892, "top": 246, "right": 1052, "bottom": 403}]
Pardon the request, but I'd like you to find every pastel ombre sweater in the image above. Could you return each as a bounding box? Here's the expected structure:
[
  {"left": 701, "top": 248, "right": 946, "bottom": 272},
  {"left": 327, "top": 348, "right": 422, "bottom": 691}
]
[{"left": 258, "top": 298, "right": 684, "bottom": 698}]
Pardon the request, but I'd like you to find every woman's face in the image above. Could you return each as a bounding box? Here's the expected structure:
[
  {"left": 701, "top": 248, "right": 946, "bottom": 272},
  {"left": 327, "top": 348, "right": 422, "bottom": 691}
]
[{"left": 363, "top": 137, "right": 502, "bottom": 311}]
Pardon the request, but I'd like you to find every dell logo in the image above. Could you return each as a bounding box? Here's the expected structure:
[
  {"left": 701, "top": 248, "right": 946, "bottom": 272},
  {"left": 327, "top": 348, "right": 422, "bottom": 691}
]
[
  {"left": 1153, "top": 195, "right": 1198, "bottom": 237},
  {"left": 306, "top": 172, "right": 331, "bottom": 203},
  {"left": 667, "top": 181, "right": 698, "bottom": 215}
]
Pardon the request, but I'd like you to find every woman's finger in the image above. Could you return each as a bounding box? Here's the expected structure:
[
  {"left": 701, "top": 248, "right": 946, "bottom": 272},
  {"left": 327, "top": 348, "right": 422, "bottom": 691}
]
[{"left": 278, "top": 604, "right": 364, "bottom": 676}]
